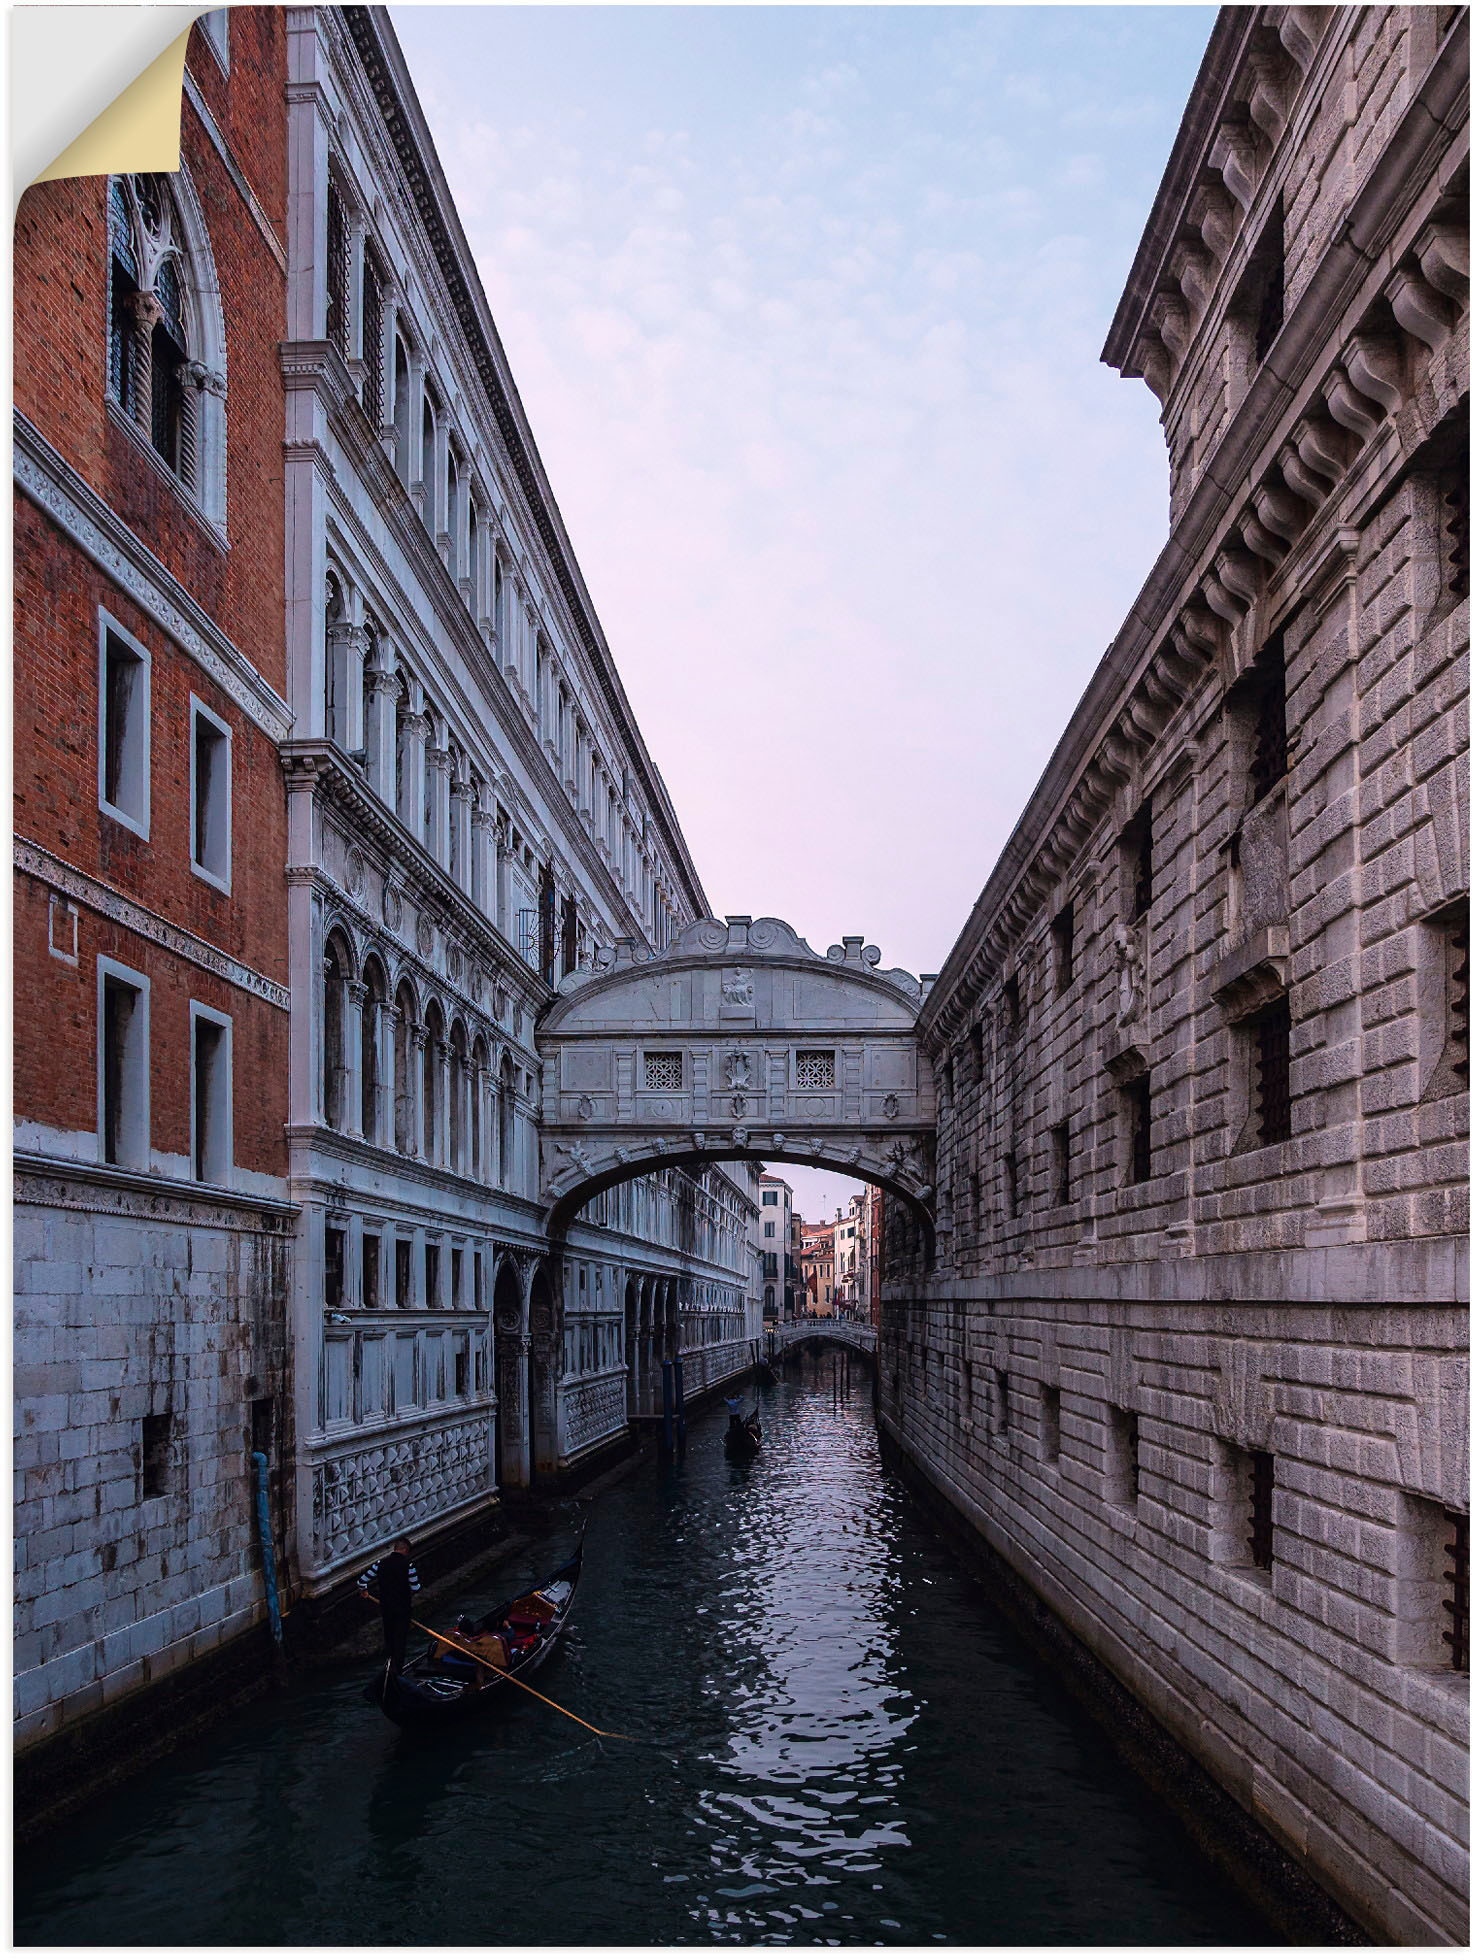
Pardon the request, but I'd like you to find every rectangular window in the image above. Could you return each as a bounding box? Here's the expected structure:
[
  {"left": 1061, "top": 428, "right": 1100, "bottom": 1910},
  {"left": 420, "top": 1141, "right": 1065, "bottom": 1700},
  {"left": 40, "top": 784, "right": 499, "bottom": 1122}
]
[
  {"left": 1039, "top": 1384, "right": 1061, "bottom": 1464},
  {"left": 362, "top": 1233, "right": 381, "bottom": 1310},
  {"left": 99, "top": 961, "right": 148, "bottom": 1168},
  {"left": 474, "top": 1249, "right": 484, "bottom": 1311},
  {"left": 1051, "top": 903, "right": 1075, "bottom": 993},
  {"left": 762, "top": 1190, "right": 779, "bottom": 1205},
  {"left": 99, "top": 618, "right": 150, "bottom": 836},
  {"left": 764, "top": 1221, "right": 776, "bottom": 1238},
  {"left": 425, "top": 1242, "right": 442, "bottom": 1309},
  {"left": 454, "top": 1338, "right": 470, "bottom": 1398},
  {"left": 969, "top": 1019, "right": 986, "bottom": 1077},
  {"left": 1110, "top": 1406, "right": 1140, "bottom": 1507},
  {"left": 451, "top": 1246, "right": 464, "bottom": 1309},
  {"left": 1248, "top": 1450, "right": 1275, "bottom": 1571},
  {"left": 325, "top": 1227, "right": 345, "bottom": 1309},
  {"left": 190, "top": 698, "right": 231, "bottom": 891},
  {"left": 1003, "top": 1149, "right": 1020, "bottom": 1218},
  {"left": 994, "top": 1370, "right": 1010, "bottom": 1437},
  {"left": 1254, "top": 997, "right": 1292, "bottom": 1145},
  {"left": 1001, "top": 975, "right": 1021, "bottom": 1031},
  {"left": 794, "top": 1050, "right": 836, "bottom": 1090},
  {"left": 1123, "top": 1076, "right": 1152, "bottom": 1184},
  {"left": 1444, "top": 1510, "right": 1470, "bottom": 1671},
  {"left": 190, "top": 1005, "right": 231, "bottom": 1184},
  {"left": 395, "top": 1238, "right": 412, "bottom": 1308},
  {"left": 643, "top": 1051, "right": 683, "bottom": 1091},
  {"left": 140, "top": 1411, "right": 173, "bottom": 1500},
  {"left": 249, "top": 1394, "right": 274, "bottom": 1462},
  {"left": 1050, "top": 1121, "right": 1071, "bottom": 1206},
  {"left": 1122, "top": 800, "right": 1154, "bottom": 921},
  {"left": 1247, "top": 637, "right": 1288, "bottom": 806}
]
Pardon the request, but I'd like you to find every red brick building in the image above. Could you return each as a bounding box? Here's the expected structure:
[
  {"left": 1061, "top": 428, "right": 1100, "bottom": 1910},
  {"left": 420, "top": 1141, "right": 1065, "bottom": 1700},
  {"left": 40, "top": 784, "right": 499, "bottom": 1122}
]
[{"left": 13, "top": 12, "right": 294, "bottom": 1765}]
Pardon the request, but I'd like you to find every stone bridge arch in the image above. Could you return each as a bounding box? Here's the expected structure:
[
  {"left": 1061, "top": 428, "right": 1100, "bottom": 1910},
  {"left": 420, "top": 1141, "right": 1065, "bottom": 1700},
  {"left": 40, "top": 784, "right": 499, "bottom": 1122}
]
[{"left": 538, "top": 916, "right": 937, "bottom": 1245}]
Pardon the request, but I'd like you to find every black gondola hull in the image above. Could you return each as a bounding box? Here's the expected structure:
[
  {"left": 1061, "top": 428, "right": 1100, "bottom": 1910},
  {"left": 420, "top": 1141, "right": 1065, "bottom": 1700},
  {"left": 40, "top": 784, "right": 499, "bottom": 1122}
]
[{"left": 366, "top": 1548, "right": 582, "bottom": 1731}]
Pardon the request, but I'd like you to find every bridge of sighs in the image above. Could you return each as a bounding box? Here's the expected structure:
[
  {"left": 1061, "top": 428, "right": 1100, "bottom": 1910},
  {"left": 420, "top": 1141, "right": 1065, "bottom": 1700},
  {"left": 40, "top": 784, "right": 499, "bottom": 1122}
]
[{"left": 538, "top": 915, "right": 938, "bottom": 1242}]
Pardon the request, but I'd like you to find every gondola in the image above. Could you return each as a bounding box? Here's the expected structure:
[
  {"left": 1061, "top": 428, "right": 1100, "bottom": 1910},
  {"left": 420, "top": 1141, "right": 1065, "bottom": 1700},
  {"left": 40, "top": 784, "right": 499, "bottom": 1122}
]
[
  {"left": 365, "top": 1545, "right": 582, "bottom": 1730},
  {"left": 724, "top": 1408, "right": 763, "bottom": 1461}
]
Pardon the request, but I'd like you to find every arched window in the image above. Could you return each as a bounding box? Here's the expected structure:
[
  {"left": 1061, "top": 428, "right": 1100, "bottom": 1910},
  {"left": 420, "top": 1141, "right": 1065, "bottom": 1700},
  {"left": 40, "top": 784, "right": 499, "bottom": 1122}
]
[
  {"left": 467, "top": 498, "right": 481, "bottom": 611},
  {"left": 393, "top": 336, "right": 412, "bottom": 484},
  {"left": 362, "top": 957, "right": 388, "bottom": 1144},
  {"left": 423, "top": 1001, "right": 445, "bottom": 1165},
  {"left": 499, "top": 1054, "right": 517, "bottom": 1191},
  {"left": 470, "top": 1035, "right": 489, "bottom": 1178},
  {"left": 107, "top": 173, "right": 223, "bottom": 511},
  {"left": 449, "top": 1020, "right": 469, "bottom": 1174},
  {"left": 421, "top": 393, "right": 437, "bottom": 530},
  {"left": 393, "top": 980, "right": 417, "bottom": 1154},
  {"left": 322, "top": 931, "right": 353, "bottom": 1131}
]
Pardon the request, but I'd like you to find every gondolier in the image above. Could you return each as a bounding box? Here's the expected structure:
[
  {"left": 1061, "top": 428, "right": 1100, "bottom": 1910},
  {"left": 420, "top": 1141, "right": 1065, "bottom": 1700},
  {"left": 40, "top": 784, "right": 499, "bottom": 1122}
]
[{"left": 359, "top": 1536, "right": 421, "bottom": 1678}]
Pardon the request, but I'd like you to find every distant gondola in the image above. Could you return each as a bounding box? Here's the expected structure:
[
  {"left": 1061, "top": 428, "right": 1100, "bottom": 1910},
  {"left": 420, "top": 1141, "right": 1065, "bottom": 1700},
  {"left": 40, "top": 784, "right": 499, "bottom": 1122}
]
[
  {"left": 365, "top": 1546, "right": 582, "bottom": 1729},
  {"left": 724, "top": 1406, "right": 763, "bottom": 1461}
]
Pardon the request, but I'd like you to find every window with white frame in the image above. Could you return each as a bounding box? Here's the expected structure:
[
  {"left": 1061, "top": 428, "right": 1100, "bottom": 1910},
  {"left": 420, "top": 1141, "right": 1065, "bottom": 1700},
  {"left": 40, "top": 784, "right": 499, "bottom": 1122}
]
[
  {"left": 190, "top": 1003, "right": 232, "bottom": 1184},
  {"left": 190, "top": 697, "right": 231, "bottom": 889},
  {"left": 197, "top": 9, "right": 228, "bottom": 69},
  {"left": 99, "top": 615, "right": 150, "bottom": 836},
  {"left": 98, "top": 957, "right": 149, "bottom": 1167}
]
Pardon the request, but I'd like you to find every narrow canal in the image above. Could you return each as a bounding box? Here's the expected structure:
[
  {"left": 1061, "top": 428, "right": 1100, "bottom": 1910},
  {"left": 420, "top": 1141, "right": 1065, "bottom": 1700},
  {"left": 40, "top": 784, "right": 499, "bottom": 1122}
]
[{"left": 18, "top": 1353, "right": 1276, "bottom": 1946}]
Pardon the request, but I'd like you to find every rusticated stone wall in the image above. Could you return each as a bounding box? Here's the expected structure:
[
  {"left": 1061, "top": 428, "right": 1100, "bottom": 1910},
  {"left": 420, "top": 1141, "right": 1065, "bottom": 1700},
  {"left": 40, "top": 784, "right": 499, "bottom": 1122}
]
[{"left": 883, "top": 8, "right": 1468, "bottom": 1944}]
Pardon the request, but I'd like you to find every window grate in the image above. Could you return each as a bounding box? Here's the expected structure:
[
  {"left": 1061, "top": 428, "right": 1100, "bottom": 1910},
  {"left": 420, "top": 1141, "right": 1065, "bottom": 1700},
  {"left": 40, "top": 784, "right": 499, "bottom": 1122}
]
[
  {"left": 1051, "top": 1121, "right": 1071, "bottom": 1205},
  {"left": 1445, "top": 455, "right": 1469, "bottom": 606},
  {"left": 1255, "top": 997, "right": 1292, "bottom": 1145},
  {"left": 794, "top": 1049, "right": 836, "bottom": 1090},
  {"left": 1248, "top": 639, "right": 1288, "bottom": 805},
  {"left": 1447, "top": 914, "right": 1470, "bottom": 1089},
  {"left": 326, "top": 179, "right": 350, "bottom": 359},
  {"left": 1443, "top": 1510, "right": 1469, "bottom": 1670},
  {"left": 1249, "top": 1451, "right": 1275, "bottom": 1570},
  {"left": 361, "top": 258, "right": 385, "bottom": 426},
  {"left": 644, "top": 1052, "right": 683, "bottom": 1092}
]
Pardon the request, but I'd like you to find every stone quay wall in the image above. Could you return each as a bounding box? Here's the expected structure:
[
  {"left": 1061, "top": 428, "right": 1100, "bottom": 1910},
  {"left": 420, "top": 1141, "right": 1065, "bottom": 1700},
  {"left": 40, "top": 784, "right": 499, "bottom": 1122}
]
[{"left": 883, "top": 8, "right": 1468, "bottom": 1944}]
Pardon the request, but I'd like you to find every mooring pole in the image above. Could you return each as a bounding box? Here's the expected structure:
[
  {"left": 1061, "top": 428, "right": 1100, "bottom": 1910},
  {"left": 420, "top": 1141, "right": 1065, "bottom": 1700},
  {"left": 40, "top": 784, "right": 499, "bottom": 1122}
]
[
  {"left": 673, "top": 1356, "right": 687, "bottom": 1457},
  {"left": 661, "top": 1360, "right": 674, "bottom": 1456}
]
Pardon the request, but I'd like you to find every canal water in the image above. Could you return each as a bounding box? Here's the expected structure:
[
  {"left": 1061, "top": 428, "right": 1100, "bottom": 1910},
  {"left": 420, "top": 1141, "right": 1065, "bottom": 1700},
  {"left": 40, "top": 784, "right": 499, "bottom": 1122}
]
[{"left": 18, "top": 1353, "right": 1276, "bottom": 1946}]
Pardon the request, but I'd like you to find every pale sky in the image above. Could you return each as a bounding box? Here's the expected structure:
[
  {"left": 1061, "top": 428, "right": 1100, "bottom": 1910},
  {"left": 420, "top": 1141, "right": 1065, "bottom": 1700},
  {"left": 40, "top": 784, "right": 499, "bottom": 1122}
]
[{"left": 390, "top": 5, "right": 1209, "bottom": 1221}]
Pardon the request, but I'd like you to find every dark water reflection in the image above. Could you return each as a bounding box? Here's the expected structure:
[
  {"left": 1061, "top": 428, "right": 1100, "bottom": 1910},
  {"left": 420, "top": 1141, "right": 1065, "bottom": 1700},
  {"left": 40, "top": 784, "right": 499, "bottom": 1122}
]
[{"left": 17, "top": 1353, "right": 1277, "bottom": 1945}]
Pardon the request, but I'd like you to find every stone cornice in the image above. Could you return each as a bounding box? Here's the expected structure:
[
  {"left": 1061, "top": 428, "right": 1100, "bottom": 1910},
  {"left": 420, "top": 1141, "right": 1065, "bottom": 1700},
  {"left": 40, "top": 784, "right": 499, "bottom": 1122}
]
[
  {"left": 13, "top": 1152, "right": 296, "bottom": 1225},
  {"left": 13, "top": 412, "right": 293, "bottom": 744},
  {"left": 335, "top": 6, "right": 710, "bottom": 925},
  {"left": 15, "top": 836, "right": 290, "bottom": 1010}
]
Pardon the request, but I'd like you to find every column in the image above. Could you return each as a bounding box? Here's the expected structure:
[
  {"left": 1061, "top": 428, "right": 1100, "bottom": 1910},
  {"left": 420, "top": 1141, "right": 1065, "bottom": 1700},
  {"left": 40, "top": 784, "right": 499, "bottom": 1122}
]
[
  {"left": 495, "top": 814, "right": 513, "bottom": 938},
  {"left": 410, "top": 1023, "right": 428, "bottom": 1159},
  {"left": 435, "top": 1038, "right": 453, "bottom": 1167},
  {"left": 408, "top": 350, "right": 427, "bottom": 519},
  {"left": 472, "top": 803, "right": 495, "bottom": 920},
  {"left": 345, "top": 980, "right": 367, "bottom": 1137},
  {"left": 451, "top": 776, "right": 474, "bottom": 892},
  {"left": 371, "top": 991, "right": 394, "bottom": 1147},
  {"left": 427, "top": 740, "right": 454, "bottom": 870},
  {"left": 364, "top": 661, "right": 400, "bottom": 805},
  {"left": 400, "top": 699, "right": 428, "bottom": 842},
  {"left": 378, "top": 290, "right": 400, "bottom": 461},
  {"left": 326, "top": 620, "right": 367, "bottom": 756}
]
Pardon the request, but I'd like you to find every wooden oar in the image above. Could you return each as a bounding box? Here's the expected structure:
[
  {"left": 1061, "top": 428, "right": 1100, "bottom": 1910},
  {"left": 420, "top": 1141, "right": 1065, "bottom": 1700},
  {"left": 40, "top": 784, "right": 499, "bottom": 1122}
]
[{"left": 365, "top": 1593, "right": 630, "bottom": 1741}]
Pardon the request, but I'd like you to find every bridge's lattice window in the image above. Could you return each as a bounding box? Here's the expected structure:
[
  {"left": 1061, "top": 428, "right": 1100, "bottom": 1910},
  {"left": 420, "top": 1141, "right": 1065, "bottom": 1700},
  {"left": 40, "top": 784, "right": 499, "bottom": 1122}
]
[
  {"left": 643, "top": 1051, "right": 683, "bottom": 1092},
  {"left": 794, "top": 1049, "right": 836, "bottom": 1090}
]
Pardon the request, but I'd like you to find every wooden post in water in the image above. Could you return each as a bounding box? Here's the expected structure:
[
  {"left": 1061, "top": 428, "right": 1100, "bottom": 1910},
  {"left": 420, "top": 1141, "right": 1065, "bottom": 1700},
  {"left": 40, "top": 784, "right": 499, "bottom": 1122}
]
[{"left": 660, "top": 1359, "right": 674, "bottom": 1456}]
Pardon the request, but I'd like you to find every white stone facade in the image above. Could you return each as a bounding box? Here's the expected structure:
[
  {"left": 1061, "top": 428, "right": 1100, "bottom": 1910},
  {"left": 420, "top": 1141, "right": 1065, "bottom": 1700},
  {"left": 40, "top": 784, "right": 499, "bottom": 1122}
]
[
  {"left": 279, "top": 8, "right": 762, "bottom": 1587},
  {"left": 884, "top": 9, "right": 1468, "bottom": 1944}
]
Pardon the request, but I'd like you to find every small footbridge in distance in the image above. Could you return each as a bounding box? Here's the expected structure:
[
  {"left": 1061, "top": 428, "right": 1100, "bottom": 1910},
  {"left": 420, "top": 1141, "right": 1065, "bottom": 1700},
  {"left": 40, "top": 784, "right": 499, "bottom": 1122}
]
[{"left": 768, "top": 1319, "right": 878, "bottom": 1359}]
